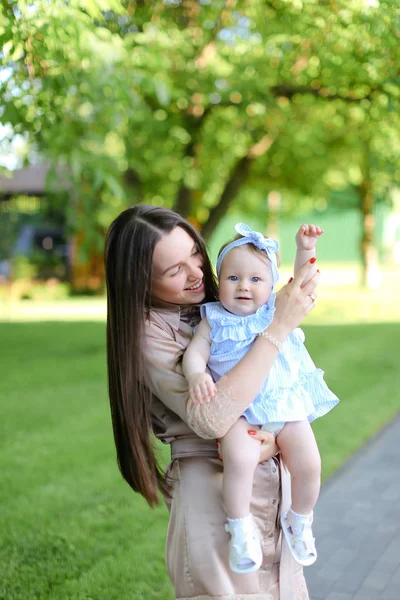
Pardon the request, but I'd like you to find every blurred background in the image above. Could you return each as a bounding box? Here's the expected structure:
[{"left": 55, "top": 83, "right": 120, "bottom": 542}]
[{"left": 0, "top": 1, "right": 399, "bottom": 599}]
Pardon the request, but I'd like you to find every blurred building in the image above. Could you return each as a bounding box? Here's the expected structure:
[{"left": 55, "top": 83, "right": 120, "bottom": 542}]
[{"left": 0, "top": 164, "right": 70, "bottom": 281}]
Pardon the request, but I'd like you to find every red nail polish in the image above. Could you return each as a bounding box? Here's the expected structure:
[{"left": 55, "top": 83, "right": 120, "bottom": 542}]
[
  {"left": 317, "top": 269, "right": 320, "bottom": 273},
  {"left": 218, "top": 457, "right": 223, "bottom": 462},
  {"left": 248, "top": 430, "right": 257, "bottom": 435},
  {"left": 288, "top": 277, "right": 293, "bottom": 283},
  {"left": 310, "top": 257, "right": 316, "bottom": 264}
]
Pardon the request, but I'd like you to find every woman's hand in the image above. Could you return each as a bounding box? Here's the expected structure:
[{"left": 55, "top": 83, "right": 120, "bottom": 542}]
[
  {"left": 271, "top": 259, "right": 320, "bottom": 339},
  {"left": 216, "top": 429, "right": 278, "bottom": 464},
  {"left": 249, "top": 429, "right": 279, "bottom": 462}
]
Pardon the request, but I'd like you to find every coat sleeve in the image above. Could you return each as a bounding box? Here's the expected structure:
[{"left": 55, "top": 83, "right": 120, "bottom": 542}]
[{"left": 143, "top": 320, "right": 253, "bottom": 439}]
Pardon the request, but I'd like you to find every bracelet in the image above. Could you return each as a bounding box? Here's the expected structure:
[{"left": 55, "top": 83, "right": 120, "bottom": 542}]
[{"left": 257, "top": 330, "right": 283, "bottom": 352}]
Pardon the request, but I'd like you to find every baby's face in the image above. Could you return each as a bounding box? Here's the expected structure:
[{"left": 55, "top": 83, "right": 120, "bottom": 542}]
[{"left": 218, "top": 245, "right": 273, "bottom": 317}]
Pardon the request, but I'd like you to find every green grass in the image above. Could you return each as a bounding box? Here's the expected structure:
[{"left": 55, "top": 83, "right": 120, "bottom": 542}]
[
  {"left": 1, "top": 319, "right": 399, "bottom": 599},
  {"left": 1, "top": 322, "right": 173, "bottom": 600},
  {"left": 2, "top": 261, "right": 400, "bottom": 324},
  {"left": 304, "top": 322, "right": 400, "bottom": 476}
]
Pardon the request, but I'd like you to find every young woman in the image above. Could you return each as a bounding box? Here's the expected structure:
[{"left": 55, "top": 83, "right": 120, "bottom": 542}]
[{"left": 105, "top": 204, "right": 319, "bottom": 600}]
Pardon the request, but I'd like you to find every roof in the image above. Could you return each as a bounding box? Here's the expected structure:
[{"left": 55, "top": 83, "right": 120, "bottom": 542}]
[{"left": 0, "top": 164, "right": 69, "bottom": 197}]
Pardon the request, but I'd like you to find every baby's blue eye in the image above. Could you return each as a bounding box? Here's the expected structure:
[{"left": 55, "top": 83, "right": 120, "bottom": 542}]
[
  {"left": 228, "top": 275, "right": 238, "bottom": 281},
  {"left": 251, "top": 277, "right": 260, "bottom": 283}
]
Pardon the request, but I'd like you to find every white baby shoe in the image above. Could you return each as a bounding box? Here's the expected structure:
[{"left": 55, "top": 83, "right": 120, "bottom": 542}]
[
  {"left": 224, "top": 514, "right": 263, "bottom": 574},
  {"left": 280, "top": 510, "right": 317, "bottom": 567}
]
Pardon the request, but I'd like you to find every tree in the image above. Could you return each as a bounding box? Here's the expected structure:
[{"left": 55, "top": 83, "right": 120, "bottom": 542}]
[{"left": 1, "top": 0, "right": 399, "bottom": 288}]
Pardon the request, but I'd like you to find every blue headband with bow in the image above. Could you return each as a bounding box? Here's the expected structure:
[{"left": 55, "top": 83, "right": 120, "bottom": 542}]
[{"left": 216, "top": 223, "right": 279, "bottom": 286}]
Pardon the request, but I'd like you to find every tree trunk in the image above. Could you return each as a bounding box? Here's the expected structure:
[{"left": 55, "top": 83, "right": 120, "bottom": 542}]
[
  {"left": 173, "top": 140, "right": 195, "bottom": 217},
  {"left": 174, "top": 185, "right": 192, "bottom": 218},
  {"left": 173, "top": 112, "right": 210, "bottom": 217},
  {"left": 359, "top": 177, "right": 380, "bottom": 289},
  {"left": 124, "top": 167, "right": 143, "bottom": 203},
  {"left": 200, "top": 134, "right": 274, "bottom": 240},
  {"left": 201, "top": 155, "right": 251, "bottom": 240},
  {"left": 266, "top": 191, "right": 281, "bottom": 241},
  {"left": 69, "top": 230, "right": 105, "bottom": 294}
]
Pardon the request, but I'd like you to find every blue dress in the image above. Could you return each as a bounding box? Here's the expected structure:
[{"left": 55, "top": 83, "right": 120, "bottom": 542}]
[{"left": 200, "top": 297, "right": 339, "bottom": 426}]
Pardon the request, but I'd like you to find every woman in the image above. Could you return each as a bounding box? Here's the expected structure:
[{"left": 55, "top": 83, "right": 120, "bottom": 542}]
[{"left": 105, "top": 205, "right": 319, "bottom": 600}]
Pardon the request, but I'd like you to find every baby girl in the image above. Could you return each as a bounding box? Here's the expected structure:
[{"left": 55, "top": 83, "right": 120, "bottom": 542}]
[{"left": 183, "top": 223, "right": 339, "bottom": 573}]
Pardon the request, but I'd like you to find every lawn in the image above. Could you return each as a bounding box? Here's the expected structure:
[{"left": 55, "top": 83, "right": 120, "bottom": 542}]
[{"left": 1, "top": 315, "right": 399, "bottom": 599}]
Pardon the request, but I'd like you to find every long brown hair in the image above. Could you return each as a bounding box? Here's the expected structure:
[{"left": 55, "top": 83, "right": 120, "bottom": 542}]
[{"left": 104, "top": 205, "right": 218, "bottom": 506}]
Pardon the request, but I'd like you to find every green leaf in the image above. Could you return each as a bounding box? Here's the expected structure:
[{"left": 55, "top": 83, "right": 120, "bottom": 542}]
[
  {"left": 104, "top": 175, "right": 125, "bottom": 200},
  {"left": 154, "top": 79, "right": 171, "bottom": 107}
]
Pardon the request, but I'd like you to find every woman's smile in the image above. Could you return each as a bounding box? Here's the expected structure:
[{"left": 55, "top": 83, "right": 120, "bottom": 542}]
[
  {"left": 151, "top": 227, "right": 206, "bottom": 305},
  {"left": 186, "top": 279, "right": 204, "bottom": 291}
]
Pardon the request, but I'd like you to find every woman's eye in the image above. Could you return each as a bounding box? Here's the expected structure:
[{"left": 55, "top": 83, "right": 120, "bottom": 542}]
[
  {"left": 251, "top": 277, "right": 260, "bottom": 283},
  {"left": 171, "top": 265, "right": 182, "bottom": 277}
]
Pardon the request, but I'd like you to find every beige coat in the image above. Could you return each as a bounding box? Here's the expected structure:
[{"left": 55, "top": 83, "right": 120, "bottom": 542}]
[{"left": 143, "top": 302, "right": 310, "bottom": 600}]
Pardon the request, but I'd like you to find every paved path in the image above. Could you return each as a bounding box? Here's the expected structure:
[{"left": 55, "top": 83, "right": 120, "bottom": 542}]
[{"left": 306, "top": 415, "right": 400, "bottom": 600}]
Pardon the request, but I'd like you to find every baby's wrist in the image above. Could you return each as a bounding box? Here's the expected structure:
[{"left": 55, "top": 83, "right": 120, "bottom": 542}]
[
  {"left": 188, "top": 372, "right": 208, "bottom": 383},
  {"left": 296, "top": 246, "right": 315, "bottom": 254}
]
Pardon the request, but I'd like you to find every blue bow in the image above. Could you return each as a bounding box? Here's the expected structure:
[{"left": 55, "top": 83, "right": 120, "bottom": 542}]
[
  {"left": 216, "top": 222, "right": 279, "bottom": 286},
  {"left": 235, "top": 223, "right": 279, "bottom": 255}
]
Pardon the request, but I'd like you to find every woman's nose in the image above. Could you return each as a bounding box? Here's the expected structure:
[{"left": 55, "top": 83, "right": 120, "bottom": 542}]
[{"left": 188, "top": 260, "right": 203, "bottom": 280}]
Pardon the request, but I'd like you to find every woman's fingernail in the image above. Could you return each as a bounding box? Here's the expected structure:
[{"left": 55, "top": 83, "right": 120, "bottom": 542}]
[
  {"left": 310, "top": 257, "right": 316, "bottom": 264},
  {"left": 288, "top": 277, "right": 293, "bottom": 283},
  {"left": 248, "top": 430, "right": 257, "bottom": 435},
  {"left": 317, "top": 269, "right": 320, "bottom": 273},
  {"left": 218, "top": 457, "right": 223, "bottom": 462}
]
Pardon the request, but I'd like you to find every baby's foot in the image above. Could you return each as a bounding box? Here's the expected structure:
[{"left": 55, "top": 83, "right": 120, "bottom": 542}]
[
  {"left": 280, "top": 510, "right": 317, "bottom": 567},
  {"left": 225, "top": 514, "right": 263, "bottom": 574}
]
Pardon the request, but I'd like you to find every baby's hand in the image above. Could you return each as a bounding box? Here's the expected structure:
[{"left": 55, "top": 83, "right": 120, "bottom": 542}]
[
  {"left": 296, "top": 224, "right": 324, "bottom": 251},
  {"left": 188, "top": 373, "right": 217, "bottom": 405}
]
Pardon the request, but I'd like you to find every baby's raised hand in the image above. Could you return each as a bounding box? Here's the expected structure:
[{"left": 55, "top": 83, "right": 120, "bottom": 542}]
[
  {"left": 296, "top": 224, "right": 324, "bottom": 251},
  {"left": 188, "top": 373, "right": 217, "bottom": 405}
]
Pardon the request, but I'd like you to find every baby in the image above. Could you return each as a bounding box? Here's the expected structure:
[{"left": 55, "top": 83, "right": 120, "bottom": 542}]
[{"left": 182, "top": 223, "right": 339, "bottom": 573}]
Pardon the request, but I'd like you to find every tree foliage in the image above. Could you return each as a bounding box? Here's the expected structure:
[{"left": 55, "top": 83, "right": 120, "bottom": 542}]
[{"left": 1, "top": 0, "right": 399, "bottom": 253}]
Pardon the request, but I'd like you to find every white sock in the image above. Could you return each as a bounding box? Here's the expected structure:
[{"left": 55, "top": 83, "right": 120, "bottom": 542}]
[
  {"left": 227, "top": 514, "right": 253, "bottom": 537},
  {"left": 227, "top": 514, "right": 254, "bottom": 566},
  {"left": 288, "top": 508, "right": 313, "bottom": 536}
]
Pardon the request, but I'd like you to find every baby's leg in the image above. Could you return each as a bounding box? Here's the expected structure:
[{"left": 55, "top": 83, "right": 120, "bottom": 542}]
[
  {"left": 277, "top": 420, "right": 321, "bottom": 515},
  {"left": 220, "top": 418, "right": 260, "bottom": 519}
]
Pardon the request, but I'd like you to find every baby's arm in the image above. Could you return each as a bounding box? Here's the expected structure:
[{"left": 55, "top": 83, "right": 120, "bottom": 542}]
[
  {"left": 294, "top": 224, "right": 324, "bottom": 284},
  {"left": 182, "top": 317, "right": 217, "bottom": 404}
]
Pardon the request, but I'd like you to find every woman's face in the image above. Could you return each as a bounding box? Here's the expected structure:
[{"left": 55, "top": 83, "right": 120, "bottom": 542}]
[{"left": 151, "top": 226, "right": 206, "bottom": 305}]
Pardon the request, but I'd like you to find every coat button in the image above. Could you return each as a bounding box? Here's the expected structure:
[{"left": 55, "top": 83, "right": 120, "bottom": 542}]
[
  {"left": 268, "top": 532, "right": 274, "bottom": 538},
  {"left": 272, "top": 466, "right": 277, "bottom": 473}
]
